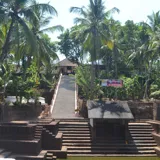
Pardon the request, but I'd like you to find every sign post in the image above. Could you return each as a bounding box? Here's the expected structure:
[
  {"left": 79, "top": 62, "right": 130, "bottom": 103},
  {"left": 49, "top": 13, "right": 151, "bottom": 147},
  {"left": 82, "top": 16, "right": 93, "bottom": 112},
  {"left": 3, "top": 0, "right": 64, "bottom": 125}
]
[
  {"left": 101, "top": 79, "right": 123, "bottom": 100},
  {"left": 101, "top": 79, "right": 123, "bottom": 87}
]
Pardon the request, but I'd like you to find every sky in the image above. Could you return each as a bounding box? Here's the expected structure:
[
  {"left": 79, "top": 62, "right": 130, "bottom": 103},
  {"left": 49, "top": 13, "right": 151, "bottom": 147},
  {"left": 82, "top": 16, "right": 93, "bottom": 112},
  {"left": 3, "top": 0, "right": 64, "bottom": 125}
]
[{"left": 38, "top": 0, "right": 160, "bottom": 60}]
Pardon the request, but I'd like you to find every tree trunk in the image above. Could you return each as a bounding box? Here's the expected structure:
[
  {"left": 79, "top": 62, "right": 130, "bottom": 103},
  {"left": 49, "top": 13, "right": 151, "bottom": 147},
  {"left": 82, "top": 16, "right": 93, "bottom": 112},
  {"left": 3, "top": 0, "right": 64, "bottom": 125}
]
[
  {"left": 143, "top": 79, "right": 149, "bottom": 99},
  {"left": 93, "top": 27, "right": 98, "bottom": 78},
  {"left": 89, "top": 28, "right": 97, "bottom": 99},
  {"left": 113, "top": 46, "right": 118, "bottom": 79},
  {"left": 143, "top": 61, "right": 152, "bottom": 99},
  {"left": 90, "top": 55, "right": 95, "bottom": 100}
]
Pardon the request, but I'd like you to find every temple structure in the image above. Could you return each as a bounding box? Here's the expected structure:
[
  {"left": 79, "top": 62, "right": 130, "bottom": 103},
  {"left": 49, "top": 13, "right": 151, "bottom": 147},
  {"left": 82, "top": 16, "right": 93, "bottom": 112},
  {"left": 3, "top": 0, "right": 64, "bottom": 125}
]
[
  {"left": 57, "top": 59, "right": 78, "bottom": 75},
  {"left": 87, "top": 101, "right": 134, "bottom": 140}
]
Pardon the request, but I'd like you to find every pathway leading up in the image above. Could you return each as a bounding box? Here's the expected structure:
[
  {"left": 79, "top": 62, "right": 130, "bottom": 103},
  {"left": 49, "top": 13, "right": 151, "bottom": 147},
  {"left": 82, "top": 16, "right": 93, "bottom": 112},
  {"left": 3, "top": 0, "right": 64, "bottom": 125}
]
[{"left": 52, "top": 75, "right": 76, "bottom": 119}]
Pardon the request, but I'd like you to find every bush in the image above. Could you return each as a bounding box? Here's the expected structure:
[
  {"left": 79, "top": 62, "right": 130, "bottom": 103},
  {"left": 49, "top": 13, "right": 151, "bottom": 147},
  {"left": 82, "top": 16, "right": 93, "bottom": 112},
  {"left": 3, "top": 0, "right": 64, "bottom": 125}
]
[{"left": 76, "top": 65, "right": 103, "bottom": 100}]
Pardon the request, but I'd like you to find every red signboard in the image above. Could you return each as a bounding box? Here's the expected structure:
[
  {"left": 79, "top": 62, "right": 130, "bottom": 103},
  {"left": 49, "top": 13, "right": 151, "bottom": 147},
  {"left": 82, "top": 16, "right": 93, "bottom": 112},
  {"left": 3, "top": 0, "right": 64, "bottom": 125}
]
[{"left": 101, "top": 79, "right": 123, "bottom": 87}]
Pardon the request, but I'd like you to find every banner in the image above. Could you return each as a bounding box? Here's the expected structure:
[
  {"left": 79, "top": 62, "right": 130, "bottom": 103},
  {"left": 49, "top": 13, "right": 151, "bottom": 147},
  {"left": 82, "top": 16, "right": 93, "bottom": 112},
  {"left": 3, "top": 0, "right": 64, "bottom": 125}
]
[{"left": 101, "top": 79, "right": 123, "bottom": 87}]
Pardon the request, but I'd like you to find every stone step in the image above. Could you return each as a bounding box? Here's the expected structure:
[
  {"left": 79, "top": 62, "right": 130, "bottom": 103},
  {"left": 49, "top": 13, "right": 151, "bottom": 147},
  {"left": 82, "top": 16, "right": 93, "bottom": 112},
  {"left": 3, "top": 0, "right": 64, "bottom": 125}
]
[
  {"left": 59, "top": 125, "right": 90, "bottom": 128},
  {"left": 35, "top": 132, "right": 42, "bottom": 135},
  {"left": 36, "top": 126, "right": 43, "bottom": 129},
  {"left": 63, "top": 143, "right": 157, "bottom": 147},
  {"left": 46, "top": 152, "right": 55, "bottom": 160},
  {"left": 46, "top": 153, "right": 53, "bottom": 157},
  {"left": 63, "top": 137, "right": 92, "bottom": 140},
  {"left": 10, "top": 150, "right": 47, "bottom": 159},
  {"left": 154, "top": 146, "right": 160, "bottom": 156},
  {"left": 62, "top": 136, "right": 154, "bottom": 141},
  {"left": 59, "top": 128, "right": 90, "bottom": 131},
  {"left": 128, "top": 123, "right": 151, "bottom": 126},
  {"left": 128, "top": 129, "right": 153, "bottom": 131},
  {"left": 35, "top": 130, "right": 42, "bottom": 132},
  {"left": 129, "top": 134, "right": 152, "bottom": 136},
  {"left": 63, "top": 134, "right": 91, "bottom": 137},
  {"left": 63, "top": 137, "right": 154, "bottom": 141},
  {"left": 59, "top": 122, "right": 89, "bottom": 125},
  {"left": 128, "top": 124, "right": 152, "bottom": 126},
  {"left": 46, "top": 156, "right": 56, "bottom": 160},
  {"left": 62, "top": 139, "right": 156, "bottom": 143},
  {"left": 56, "top": 118, "right": 88, "bottom": 122},
  {"left": 129, "top": 131, "right": 153, "bottom": 134},
  {"left": 98, "top": 136, "right": 154, "bottom": 140},
  {"left": 36, "top": 127, "right": 43, "bottom": 130},
  {"left": 67, "top": 146, "right": 155, "bottom": 150},
  {"left": 46, "top": 146, "right": 67, "bottom": 159},
  {"left": 67, "top": 150, "right": 156, "bottom": 154},
  {"left": 46, "top": 158, "right": 52, "bottom": 160},
  {"left": 63, "top": 132, "right": 153, "bottom": 136},
  {"left": 129, "top": 137, "right": 154, "bottom": 140},
  {"left": 59, "top": 131, "right": 91, "bottom": 134},
  {"left": 35, "top": 135, "right": 41, "bottom": 137},
  {"left": 128, "top": 126, "right": 152, "bottom": 129},
  {"left": 68, "top": 153, "right": 157, "bottom": 157}
]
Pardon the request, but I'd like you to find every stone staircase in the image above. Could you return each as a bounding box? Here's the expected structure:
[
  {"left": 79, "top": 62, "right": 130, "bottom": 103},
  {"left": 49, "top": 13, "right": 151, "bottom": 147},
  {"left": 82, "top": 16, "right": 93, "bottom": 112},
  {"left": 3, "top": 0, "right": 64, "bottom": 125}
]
[
  {"left": 31, "top": 117, "right": 54, "bottom": 125},
  {"left": 34, "top": 125, "right": 43, "bottom": 140},
  {"left": 58, "top": 119, "right": 157, "bottom": 156},
  {"left": 45, "top": 152, "right": 56, "bottom": 160}
]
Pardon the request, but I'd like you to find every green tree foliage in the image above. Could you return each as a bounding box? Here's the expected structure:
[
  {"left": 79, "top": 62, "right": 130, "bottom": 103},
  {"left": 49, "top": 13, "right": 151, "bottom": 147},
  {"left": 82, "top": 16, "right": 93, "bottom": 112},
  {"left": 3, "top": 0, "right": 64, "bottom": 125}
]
[
  {"left": 70, "top": 0, "right": 119, "bottom": 84},
  {"left": 75, "top": 65, "right": 103, "bottom": 100},
  {"left": 0, "top": 0, "right": 61, "bottom": 103},
  {"left": 69, "top": 1, "right": 160, "bottom": 100},
  {"left": 58, "top": 29, "right": 83, "bottom": 64}
]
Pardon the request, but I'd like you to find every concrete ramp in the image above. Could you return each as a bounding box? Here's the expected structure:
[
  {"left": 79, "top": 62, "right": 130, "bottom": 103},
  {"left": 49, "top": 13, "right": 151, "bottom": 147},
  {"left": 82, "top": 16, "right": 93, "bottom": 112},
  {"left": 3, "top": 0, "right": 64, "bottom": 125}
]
[{"left": 52, "top": 75, "right": 76, "bottom": 118}]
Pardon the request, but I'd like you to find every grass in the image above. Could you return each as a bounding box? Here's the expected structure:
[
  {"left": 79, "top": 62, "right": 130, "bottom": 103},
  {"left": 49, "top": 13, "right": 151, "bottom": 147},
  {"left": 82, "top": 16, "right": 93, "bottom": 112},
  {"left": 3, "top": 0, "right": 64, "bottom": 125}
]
[{"left": 58, "top": 157, "right": 160, "bottom": 160}]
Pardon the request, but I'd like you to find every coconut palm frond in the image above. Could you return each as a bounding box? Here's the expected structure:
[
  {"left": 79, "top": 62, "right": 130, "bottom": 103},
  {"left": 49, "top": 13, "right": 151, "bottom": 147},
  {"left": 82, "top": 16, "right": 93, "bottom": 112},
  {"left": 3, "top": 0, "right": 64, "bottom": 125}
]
[
  {"left": 39, "top": 25, "right": 64, "bottom": 33},
  {"left": 30, "top": 3, "right": 58, "bottom": 16},
  {"left": 16, "top": 16, "right": 37, "bottom": 53}
]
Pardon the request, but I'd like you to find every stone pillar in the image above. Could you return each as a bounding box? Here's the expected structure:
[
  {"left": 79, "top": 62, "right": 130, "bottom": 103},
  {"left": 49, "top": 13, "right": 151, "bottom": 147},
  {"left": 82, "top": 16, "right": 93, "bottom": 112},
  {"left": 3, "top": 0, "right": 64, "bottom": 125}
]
[
  {"left": 125, "top": 120, "right": 129, "bottom": 143},
  {"left": 90, "top": 119, "right": 96, "bottom": 140},
  {"left": 153, "top": 102, "right": 160, "bottom": 120},
  {"left": 151, "top": 123, "right": 159, "bottom": 133}
]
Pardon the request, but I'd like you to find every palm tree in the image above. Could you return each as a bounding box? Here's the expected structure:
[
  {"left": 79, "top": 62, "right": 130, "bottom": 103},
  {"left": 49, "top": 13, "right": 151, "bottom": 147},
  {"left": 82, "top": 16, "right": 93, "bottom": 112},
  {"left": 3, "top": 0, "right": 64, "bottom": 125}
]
[
  {"left": 101, "top": 19, "right": 123, "bottom": 79},
  {"left": 19, "top": 0, "right": 63, "bottom": 68},
  {"left": 147, "top": 11, "right": 160, "bottom": 32},
  {"left": 129, "top": 11, "right": 160, "bottom": 99},
  {"left": 70, "top": 0, "right": 119, "bottom": 92},
  {"left": 0, "top": 0, "right": 58, "bottom": 64}
]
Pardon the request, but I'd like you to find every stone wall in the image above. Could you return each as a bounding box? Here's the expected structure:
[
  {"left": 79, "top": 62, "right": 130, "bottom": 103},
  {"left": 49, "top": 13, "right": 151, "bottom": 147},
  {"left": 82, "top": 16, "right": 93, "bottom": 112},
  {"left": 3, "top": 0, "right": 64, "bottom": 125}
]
[
  {"left": 41, "top": 90, "right": 54, "bottom": 105},
  {"left": 1, "top": 103, "right": 42, "bottom": 121},
  {"left": 153, "top": 102, "right": 160, "bottom": 120},
  {"left": 128, "top": 101, "right": 154, "bottom": 120},
  {"left": 77, "top": 99, "right": 88, "bottom": 118},
  {"left": 128, "top": 101, "right": 160, "bottom": 120},
  {"left": 0, "top": 139, "right": 41, "bottom": 155},
  {"left": 78, "top": 99, "right": 160, "bottom": 121}
]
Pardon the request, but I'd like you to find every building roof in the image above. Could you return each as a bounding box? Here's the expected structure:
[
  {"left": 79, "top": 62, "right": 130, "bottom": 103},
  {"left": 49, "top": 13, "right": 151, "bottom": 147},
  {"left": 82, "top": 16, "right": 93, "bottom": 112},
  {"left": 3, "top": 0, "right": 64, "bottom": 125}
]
[
  {"left": 58, "top": 58, "right": 78, "bottom": 67},
  {"left": 87, "top": 101, "right": 134, "bottom": 120}
]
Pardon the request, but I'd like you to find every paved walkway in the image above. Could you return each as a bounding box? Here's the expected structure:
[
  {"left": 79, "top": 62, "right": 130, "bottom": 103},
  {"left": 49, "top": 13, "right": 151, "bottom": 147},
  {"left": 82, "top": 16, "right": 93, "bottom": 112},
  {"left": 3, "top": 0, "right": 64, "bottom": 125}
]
[{"left": 52, "top": 75, "right": 76, "bottom": 118}]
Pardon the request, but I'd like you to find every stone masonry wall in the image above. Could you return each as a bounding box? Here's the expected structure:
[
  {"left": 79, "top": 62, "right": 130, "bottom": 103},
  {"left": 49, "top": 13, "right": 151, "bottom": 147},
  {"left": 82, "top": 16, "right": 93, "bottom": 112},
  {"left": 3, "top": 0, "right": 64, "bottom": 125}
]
[
  {"left": 1, "top": 103, "right": 42, "bottom": 121},
  {"left": 128, "top": 102, "right": 154, "bottom": 120}
]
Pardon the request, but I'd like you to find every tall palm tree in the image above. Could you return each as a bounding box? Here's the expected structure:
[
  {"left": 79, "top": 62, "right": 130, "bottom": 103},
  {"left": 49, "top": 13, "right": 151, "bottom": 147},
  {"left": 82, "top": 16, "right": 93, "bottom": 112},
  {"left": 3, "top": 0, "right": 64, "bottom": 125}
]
[
  {"left": 20, "top": 0, "right": 63, "bottom": 68},
  {"left": 70, "top": 0, "right": 119, "bottom": 91},
  {"left": 147, "top": 11, "right": 160, "bottom": 32},
  {"left": 0, "top": 0, "right": 57, "bottom": 64},
  {"left": 129, "top": 11, "right": 160, "bottom": 99},
  {"left": 101, "top": 19, "right": 123, "bottom": 79}
]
